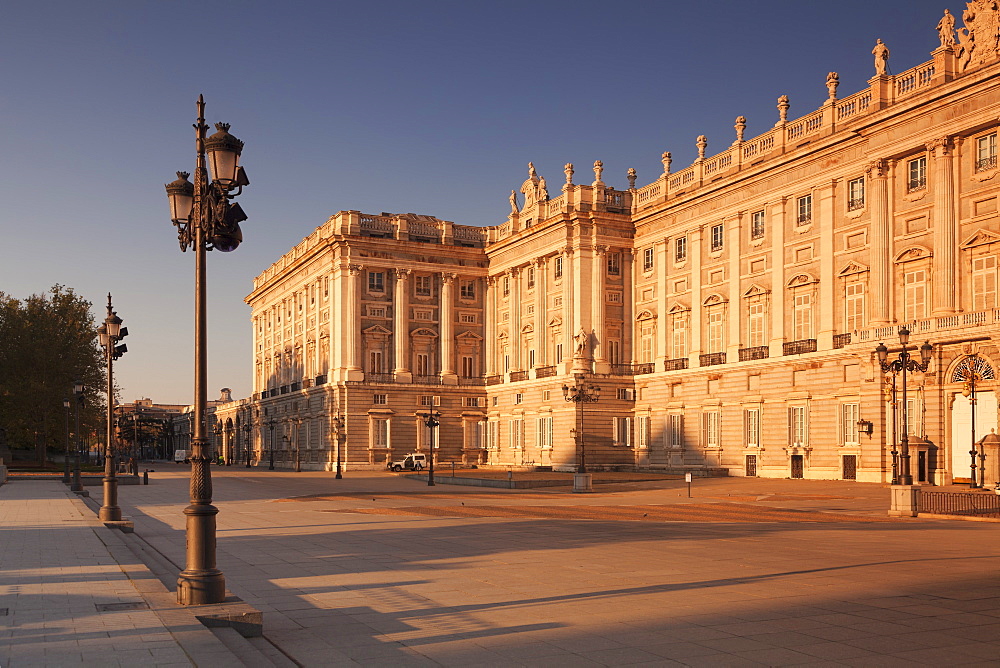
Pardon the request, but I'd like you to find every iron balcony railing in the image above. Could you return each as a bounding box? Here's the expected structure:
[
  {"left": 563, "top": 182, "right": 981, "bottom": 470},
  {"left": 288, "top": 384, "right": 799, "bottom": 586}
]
[
  {"left": 510, "top": 370, "right": 529, "bottom": 382},
  {"left": 783, "top": 339, "right": 818, "bottom": 355},
  {"left": 366, "top": 372, "right": 396, "bottom": 384},
  {"left": 833, "top": 333, "right": 852, "bottom": 349},
  {"left": 486, "top": 375, "right": 504, "bottom": 386},
  {"left": 413, "top": 375, "right": 442, "bottom": 385},
  {"left": 459, "top": 375, "right": 486, "bottom": 385},
  {"left": 738, "top": 346, "right": 769, "bottom": 362},
  {"left": 535, "top": 365, "right": 557, "bottom": 378},
  {"left": 699, "top": 352, "right": 726, "bottom": 367},
  {"left": 663, "top": 358, "right": 689, "bottom": 371}
]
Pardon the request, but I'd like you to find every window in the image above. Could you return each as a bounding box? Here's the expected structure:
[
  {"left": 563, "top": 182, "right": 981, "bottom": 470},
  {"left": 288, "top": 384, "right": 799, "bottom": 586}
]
[
  {"left": 903, "top": 269, "right": 927, "bottom": 322},
  {"left": 792, "top": 293, "right": 813, "bottom": 340},
  {"left": 607, "top": 339, "right": 621, "bottom": 365},
  {"left": 637, "top": 416, "right": 650, "bottom": 449},
  {"left": 797, "top": 194, "right": 812, "bottom": 225},
  {"left": 415, "top": 275, "right": 432, "bottom": 296},
  {"left": 492, "top": 396, "right": 498, "bottom": 407},
  {"left": 616, "top": 388, "right": 633, "bottom": 400},
  {"left": 536, "top": 417, "right": 553, "bottom": 449},
  {"left": 907, "top": 156, "right": 927, "bottom": 192},
  {"left": 503, "top": 276, "right": 510, "bottom": 296},
  {"left": 751, "top": 210, "right": 765, "bottom": 239},
  {"left": 748, "top": 302, "right": 766, "bottom": 348},
  {"left": 607, "top": 291, "right": 622, "bottom": 303},
  {"left": 675, "top": 237, "right": 687, "bottom": 262},
  {"left": 416, "top": 353, "right": 431, "bottom": 376},
  {"left": 848, "top": 177, "right": 865, "bottom": 210},
  {"left": 486, "top": 420, "right": 500, "bottom": 449},
  {"left": 640, "top": 326, "right": 654, "bottom": 363},
  {"left": 707, "top": 308, "right": 724, "bottom": 353},
  {"left": 368, "top": 271, "right": 385, "bottom": 292},
  {"left": 710, "top": 224, "right": 724, "bottom": 251},
  {"left": 977, "top": 133, "right": 997, "bottom": 172},
  {"left": 460, "top": 281, "right": 475, "bottom": 299},
  {"left": 528, "top": 349, "right": 536, "bottom": 367},
  {"left": 373, "top": 393, "right": 387, "bottom": 405},
  {"left": 508, "top": 419, "right": 522, "bottom": 449},
  {"left": 553, "top": 296, "right": 563, "bottom": 308},
  {"left": 526, "top": 267, "right": 535, "bottom": 289},
  {"left": 372, "top": 418, "right": 389, "bottom": 448},
  {"left": 514, "top": 393, "right": 523, "bottom": 404},
  {"left": 368, "top": 306, "right": 387, "bottom": 318},
  {"left": 459, "top": 313, "right": 477, "bottom": 324},
  {"left": 841, "top": 403, "right": 859, "bottom": 445},
  {"left": 643, "top": 247, "right": 654, "bottom": 271},
  {"left": 607, "top": 252, "right": 621, "bottom": 276},
  {"left": 845, "top": 282, "right": 865, "bottom": 332},
  {"left": 745, "top": 408, "right": 761, "bottom": 447},
  {"left": 419, "top": 395, "right": 440, "bottom": 407},
  {"left": 554, "top": 256, "right": 563, "bottom": 279},
  {"left": 668, "top": 414, "right": 683, "bottom": 448},
  {"left": 973, "top": 256, "right": 998, "bottom": 310},
  {"left": 614, "top": 417, "right": 632, "bottom": 447},
  {"left": 463, "top": 397, "right": 481, "bottom": 407},
  {"left": 788, "top": 406, "right": 808, "bottom": 446},
  {"left": 671, "top": 314, "right": 688, "bottom": 359},
  {"left": 369, "top": 350, "right": 384, "bottom": 373},
  {"left": 702, "top": 411, "right": 720, "bottom": 448},
  {"left": 461, "top": 355, "right": 476, "bottom": 377},
  {"left": 555, "top": 343, "right": 563, "bottom": 363},
  {"left": 414, "top": 310, "right": 432, "bottom": 321}
]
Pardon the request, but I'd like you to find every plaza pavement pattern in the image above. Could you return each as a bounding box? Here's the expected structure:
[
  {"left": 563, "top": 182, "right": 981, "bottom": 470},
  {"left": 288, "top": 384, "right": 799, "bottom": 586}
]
[{"left": 3, "top": 469, "right": 1000, "bottom": 667}]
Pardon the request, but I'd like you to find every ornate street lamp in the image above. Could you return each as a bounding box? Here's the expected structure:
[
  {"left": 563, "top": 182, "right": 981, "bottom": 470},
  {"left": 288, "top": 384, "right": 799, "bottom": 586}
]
[
  {"left": 165, "top": 95, "right": 249, "bottom": 606},
  {"left": 242, "top": 416, "right": 252, "bottom": 468},
  {"left": 418, "top": 409, "right": 440, "bottom": 486},
  {"left": 875, "top": 327, "right": 932, "bottom": 486},
  {"left": 267, "top": 418, "right": 276, "bottom": 470},
  {"left": 97, "top": 294, "right": 128, "bottom": 522},
  {"left": 960, "top": 354, "right": 990, "bottom": 488},
  {"left": 332, "top": 412, "right": 344, "bottom": 479},
  {"left": 62, "top": 398, "right": 72, "bottom": 484},
  {"left": 562, "top": 374, "right": 601, "bottom": 474},
  {"left": 71, "top": 380, "right": 85, "bottom": 493}
]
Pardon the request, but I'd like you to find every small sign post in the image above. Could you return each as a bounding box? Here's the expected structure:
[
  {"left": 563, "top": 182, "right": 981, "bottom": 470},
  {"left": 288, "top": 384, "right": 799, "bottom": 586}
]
[{"left": 685, "top": 472, "right": 692, "bottom": 498}]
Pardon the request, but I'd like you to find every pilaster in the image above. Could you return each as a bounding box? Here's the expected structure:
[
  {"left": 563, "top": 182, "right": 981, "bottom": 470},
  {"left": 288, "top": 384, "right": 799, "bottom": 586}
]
[
  {"left": 441, "top": 272, "right": 457, "bottom": 383},
  {"left": 393, "top": 268, "right": 411, "bottom": 380},
  {"left": 817, "top": 180, "right": 837, "bottom": 348},
  {"left": 868, "top": 159, "right": 892, "bottom": 325},
  {"left": 929, "top": 137, "right": 958, "bottom": 316}
]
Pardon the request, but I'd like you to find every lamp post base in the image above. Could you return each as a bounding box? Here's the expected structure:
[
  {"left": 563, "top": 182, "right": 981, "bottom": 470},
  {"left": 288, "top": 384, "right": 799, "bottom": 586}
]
[
  {"left": 99, "top": 478, "right": 121, "bottom": 521},
  {"left": 177, "top": 570, "right": 226, "bottom": 606},
  {"left": 573, "top": 473, "right": 593, "bottom": 493},
  {"left": 888, "top": 484, "right": 920, "bottom": 517}
]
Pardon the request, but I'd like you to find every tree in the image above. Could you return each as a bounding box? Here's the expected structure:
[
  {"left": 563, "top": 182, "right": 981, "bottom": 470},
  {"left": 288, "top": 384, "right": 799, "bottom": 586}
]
[{"left": 0, "top": 285, "right": 105, "bottom": 465}]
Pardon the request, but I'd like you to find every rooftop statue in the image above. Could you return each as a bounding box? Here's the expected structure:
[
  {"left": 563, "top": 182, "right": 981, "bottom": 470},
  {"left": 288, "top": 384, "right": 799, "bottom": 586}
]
[
  {"left": 872, "top": 39, "right": 890, "bottom": 76},
  {"left": 509, "top": 190, "right": 519, "bottom": 214},
  {"left": 937, "top": 8, "right": 957, "bottom": 47}
]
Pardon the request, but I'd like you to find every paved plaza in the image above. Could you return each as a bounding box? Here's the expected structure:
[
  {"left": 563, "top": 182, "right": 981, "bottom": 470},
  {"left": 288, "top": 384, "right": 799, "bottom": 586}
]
[{"left": 2, "top": 470, "right": 1000, "bottom": 666}]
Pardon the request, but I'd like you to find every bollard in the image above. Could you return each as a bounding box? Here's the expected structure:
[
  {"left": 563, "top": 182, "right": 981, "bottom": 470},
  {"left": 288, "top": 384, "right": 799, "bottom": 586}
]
[{"left": 143, "top": 470, "right": 149, "bottom": 485}]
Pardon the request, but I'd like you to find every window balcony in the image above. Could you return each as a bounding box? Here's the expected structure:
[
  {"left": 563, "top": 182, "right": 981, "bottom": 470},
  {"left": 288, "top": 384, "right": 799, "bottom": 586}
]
[
  {"left": 847, "top": 198, "right": 865, "bottom": 211},
  {"left": 663, "top": 358, "right": 689, "bottom": 371},
  {"left": 976, "top": 155, "right": 997, "bottom": 172},
  {"left": 365, "top": 372, "right": 396, "bottom": 384},
  {"left": 738, "top": 346, "right": 769, "bottom": 361},
  {"left": 833, "top": 333, "right": 852, "bottom": 349},
  {"left": 633, "top": 362, "right": 655, "bottom": 375},
  {"left": 510, "top": 370, "right": 529, "bottom": 382},
  {"left": 907, "top": 177, "right": 927, "bottom": 193},
  {"left": 413, "top": 375, "right": 442, "bottom": 385},
  {"left": 290, "top": 381, "right": 301, "bottom": 391},
  {"left": 783, "top": 339, "right": 818, "bottom": 355},
  {"left": 486, "top": 374, "right": 504, "bottom": 386},
  {"left": 535, "top": 365, "right": 557, "bottom": 378},
  {"left": 280, "top": 385, "right": 290, "bottom": 394},
  {"left": 459, "top": 375, "right": 486, "bottom": 386},
  {"left": 315, "top": 374, "right": 327, "bottom": 385},
  {"left": 699, "top": 352, "right": 726, "bottom": 367}
]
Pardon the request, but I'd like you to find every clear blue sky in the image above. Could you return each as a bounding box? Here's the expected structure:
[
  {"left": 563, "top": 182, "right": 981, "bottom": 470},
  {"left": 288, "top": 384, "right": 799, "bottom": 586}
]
[{"left": 0, "top": 0, "right": 953, "bottom": 404}]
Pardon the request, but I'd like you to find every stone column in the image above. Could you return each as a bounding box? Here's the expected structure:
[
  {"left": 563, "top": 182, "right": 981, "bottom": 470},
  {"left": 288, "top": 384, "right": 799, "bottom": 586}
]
[
  {"left": 592, "top": 245, "right": 607, "bottom": 370},
  {"left": 622, "top": 249, "right": 634, "bottom": 365},
  {"left": 689, "top": 228, "right": 703, "bottom": 364},
  {"left": 655, "top": 238, "right": 669, "bottom": 366},
  {"left": 393, "top": 269, "right": 411, "bottom": 379},
  {"left": 510, "top": 268, "right": 522, "bottom": 370},
  {"left": 817, "top": 180, "right": 837, "bottom": 348},
  {"left": 726, "top": 214, "right": 741, "bottom": 361},
  {"left": 485, "top": 276, "right": 496, "bottom": 376},
  {"left": 929, "top": 137, "right": 958, "bottom": 316},
  {"left": 563, "top": 248, "right": 576, "bottom": 370},
  {"left": 769, "top": 199, "right": 786, "bottom": 356},
  {"left": 867, "top": 159, "right": 892, "bottom": 325},
  {"left": 535, "top": 258, "right": 547, "bottom": 366},
  {"left": 347, "top": 265, "right": 363, "bottom": 376},
  {"left": 441, "top": 272, "right": 457, "bottom": 383}
]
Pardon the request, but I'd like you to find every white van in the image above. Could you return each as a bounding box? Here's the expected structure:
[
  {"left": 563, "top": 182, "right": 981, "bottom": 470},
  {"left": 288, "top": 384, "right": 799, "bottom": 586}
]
[{"left": 173, "top": 450, "right": 190, "bottom": 464}]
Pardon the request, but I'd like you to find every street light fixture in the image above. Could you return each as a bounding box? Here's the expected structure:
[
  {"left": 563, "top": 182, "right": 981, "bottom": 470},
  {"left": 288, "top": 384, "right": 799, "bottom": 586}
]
[
  {"left": 62, "top": 398, "right": 71, "bottom": 484},
  {"left": 562, "top": 374, "right": 601, "bottom": 474},
  {"left": 165, "top": 95, "right": 249, "bottom": 606},
  {"left": 242, "top": 416, "right": 252, "bottom": 468},
  {"left": 332, "top": 412, "right": 344, "bottom": 479},
  {"left": 97, "top": 294, "right": 128, "bottom": 522},
  {"left": 418, "top": 409, "right": 440, "bottom": 486},
  {"left": 875, "top": 327, "right": 932, "bottom": 486},
  {"left": 961, "top": 354, "right": 989, "bottom": 488},
  {"left": 267, "top": 418, "right": 276, "bottom": 470},
  {"left": 71, "top": 380, "right": 84, "bottom": 493}
]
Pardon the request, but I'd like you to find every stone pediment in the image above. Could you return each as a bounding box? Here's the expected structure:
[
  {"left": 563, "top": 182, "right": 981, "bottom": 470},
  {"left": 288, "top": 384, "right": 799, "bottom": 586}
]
[
  {"left": 667, "top": 302, "right": 690, "bottom": 314},
  {"left": 893, "top": 245, "right": 933, "bottom": 263},
  {"left": 548, "top": 316, "right": 563, "bottom": 328},
  {"left": 456, "top": 331, "right": 483, "bottom": 341},
  {"left": 521, "top": 324, "right": 534, "bottom": 334},
  {"left": 702, "top": 292, "right": 728, "bottom": 306},
  {"left": 362, "top": 325, "right": 392, "bottom": 336},
  {"left": 410, "top": 327, "right": 438, "bottom": 338},
  {"left": 837, "top": 261, "right": 870, "bottom": 277},
  {"left": 786, "top": 273, "right": 818, "bottom": 288},
  {"left": 742, "top": 283, "right": 770, "bottom": 298},
  {"left": 635, "top": 310, "right": 657, "bottom": 321},
  {"left": 960, "top": 229, "right": 1000, "bottom": 249}
]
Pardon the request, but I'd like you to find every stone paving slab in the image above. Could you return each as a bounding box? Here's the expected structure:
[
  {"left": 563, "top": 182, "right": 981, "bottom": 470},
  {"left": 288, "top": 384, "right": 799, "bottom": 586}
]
[{"left": 0, "top": 481, "right": 250, "bottom": 667}]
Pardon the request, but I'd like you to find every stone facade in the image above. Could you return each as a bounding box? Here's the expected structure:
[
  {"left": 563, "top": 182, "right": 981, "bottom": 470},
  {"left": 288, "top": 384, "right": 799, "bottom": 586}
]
[{"left": 238, "top": 7, "right": 1000, "bottom": 483}]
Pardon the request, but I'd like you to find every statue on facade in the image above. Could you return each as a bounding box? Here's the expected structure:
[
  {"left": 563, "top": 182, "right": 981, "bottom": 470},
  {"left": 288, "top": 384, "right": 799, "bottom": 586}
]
[
  {"left": 937, "top": 8, "right": 957, "bottom": 47},
  {"left": 509, "top": 190, "right": 519, "bottom": 214},
  {"left": 538, "top": 177, "right": 549, "bottom": 201},
  {"left": 528, "top": 162, "right": 538, "bottom": 179},
  {"left": 574, "top": 329, "right": 589, "bottom": 356},
  {"left": 872, "top": 39, "right": 890, "bottom": 76},
  {"left": 826, "top": 72, "right": 840, "bottom": 100}
]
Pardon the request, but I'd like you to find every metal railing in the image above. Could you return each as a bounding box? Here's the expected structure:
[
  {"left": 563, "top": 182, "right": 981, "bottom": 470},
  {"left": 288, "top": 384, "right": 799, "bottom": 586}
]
[
  {"left": 833, "top": 333, "right": 852, "bottom": 349},
  {"left": 365, "top": 372, "right": 396, "bottom": 384},
  {"left": 664, "top": 358, "right": 689, "bottom": 371},
  {"left": 413, "top": 375, "right": 442, "bottom": 385},
  {"left": 738, "top": 346, "right": 769, "bottom": 362},
  {"left": 783, "top": 339, "right": 818, "bottom": 355},
  {"left": 486, "top": 375, "right": 503, "bottom": 386},
  {"left": 699, "top": 352, "right": 726, "bottom": 367},
  {"left": 510, "top": 370, "right": 529, "bottom": 382},
  {"left": 920, "top": 491, "right": 1000, "bottom": 517},
  {"left": 535, "top": 365, "right": 557, "bottom": 378}
]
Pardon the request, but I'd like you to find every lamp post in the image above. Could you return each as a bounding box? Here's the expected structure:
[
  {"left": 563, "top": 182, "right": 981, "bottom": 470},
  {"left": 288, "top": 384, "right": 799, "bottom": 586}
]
[
  {"left": 62, "top": 398, "right": 71, "bottom": 483},
  {"left": 97, "top": 295, "right": 128, "bottom": 521},
  {"left": 164, "top": 95, "right": 249, "bottom": 606},
  {"left": 214, "top": 421, "right": 222, "bottom": 465},
  {"left": 418, "top": 409, "right": 440, "bottom": 486},
  {"left": 961, "top": 354, "right": 988, "bottom": 488},
  {"left": 242, "top": 417, "right": 252, "bottom": 468},
  {"left": 562, "top": 374, "right": 601, "bottom": 474},
  {"left": 71, "top": 381, "right": 84, "bottom": 493},
  {"left": 267, "top": 419, "right": 275, "bottom": 470},
  {"left": 875, "top": 327, "right": 932, "bottom": 486},
  {"left": 332, "top": 413, "right": 344, "bottom": 479},
  {"left": 293, "top": 414, "right": 302, "bottom": 473}
]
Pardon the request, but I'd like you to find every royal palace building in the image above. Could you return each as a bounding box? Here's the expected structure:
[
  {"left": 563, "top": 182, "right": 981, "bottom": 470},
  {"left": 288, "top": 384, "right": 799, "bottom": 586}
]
[{"left": 220, "top": 5, "right": 1000, "bottom": 485}]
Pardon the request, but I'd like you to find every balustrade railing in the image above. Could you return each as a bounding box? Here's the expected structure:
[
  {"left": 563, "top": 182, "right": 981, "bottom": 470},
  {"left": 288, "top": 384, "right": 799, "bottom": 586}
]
[
  {"left": 413, "top": 375, "right": 442, "bottom": 385},
  {"left": 783, "top": 339, "right": 818, "bottom": 355},
  {"left": 833, "top": 333, "right": 852, "bottom": 349},
  {"left": 663, "top": 358, "right": 689, "bottom": 371},
  {"left": 510, "top": 370, "right": 529, "bottom": 382},
  {"left": 365, "top": 372, "right": 396, "bottom": 384},
  {"left": 699, "top": 352, "right": 726, "bottom": 367},
  {"left": 635, "top": 182, "right": 662, "bottom": 205},
  {"left": 738, "top": 346, "right": 769, "bottom": 362},
  {"left": 895, "top": 62, "right": 935, "bottom": 97},
  {"left": 836, "top": 90, "right": 872, "bottom": 121},
  {"left": 486, "top": 374, "right": 504, "bottom": 386},
  {"left": 459, "top": 375, "right": 486, "bottom": 385},
  {"left": 535, "top": 365, "right": 557, "bottom": 378}
]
